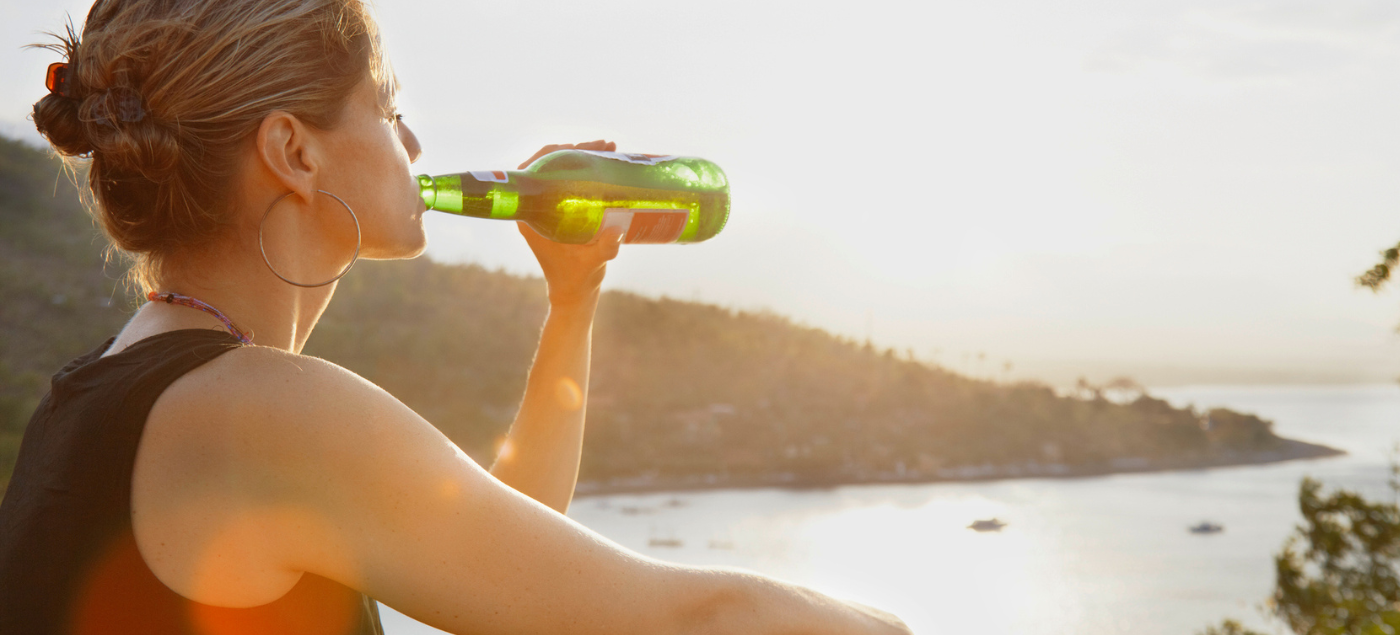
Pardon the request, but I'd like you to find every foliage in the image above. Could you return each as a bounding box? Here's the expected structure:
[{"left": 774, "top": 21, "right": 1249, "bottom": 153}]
[
  {"left": 1200, "top": 472, "right": 1400, "bottom": 635},
  {"left": 1357, "top": 244, "right": 1400, "bottom": 292},
  {"left": 0, "top": 136, "right": 129, "bottom": 492},
  {"left": 1270, "top": 476, "right": 1400, "bottom": 635},
  {"left": 1219, "top": 181, "right": 1400, "bottom": 635},
  {"left": 1199, "top": 620, "right": 1269, "bottom": 635}
]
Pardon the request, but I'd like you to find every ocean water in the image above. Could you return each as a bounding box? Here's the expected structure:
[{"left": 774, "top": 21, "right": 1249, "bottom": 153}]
[{"left": 379, "top": 385, "right": 1400, "bottom": 635}]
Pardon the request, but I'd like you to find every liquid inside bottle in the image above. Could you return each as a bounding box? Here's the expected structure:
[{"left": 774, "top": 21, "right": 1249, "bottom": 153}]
[{"left": 418, "top": 150, "right": 730, "bottom": 245}]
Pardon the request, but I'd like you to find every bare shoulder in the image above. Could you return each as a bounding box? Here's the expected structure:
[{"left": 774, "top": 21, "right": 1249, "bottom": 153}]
[
  {"left": 142, "top": 342, "right": 462, "bottom": 508},
  {"left": 132, "top": 344, "right": 455, "bottom": 606},
  {"left": 188, "top": 343, "right": 385, "bottom": 404},
  {"left": 144, "top": 344, "right": 423, "bottom": 485},
  {"left": 157, "top": 343, "right": 424, "bottom": 443}
]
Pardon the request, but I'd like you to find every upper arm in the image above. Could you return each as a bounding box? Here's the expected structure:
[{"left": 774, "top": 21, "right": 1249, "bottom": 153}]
[{"left": 211, "top": 350, "right": 712, "bottom": 634}]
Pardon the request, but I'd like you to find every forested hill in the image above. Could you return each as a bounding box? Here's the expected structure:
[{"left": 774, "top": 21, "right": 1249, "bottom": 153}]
[{"left": 0, "top": 135, "right": 1339, "bottom": 495}]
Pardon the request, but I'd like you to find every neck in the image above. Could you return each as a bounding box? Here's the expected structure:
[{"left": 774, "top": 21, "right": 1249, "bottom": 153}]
[{"left": 152, "top": 243, "right": 338, "bottom": 354}]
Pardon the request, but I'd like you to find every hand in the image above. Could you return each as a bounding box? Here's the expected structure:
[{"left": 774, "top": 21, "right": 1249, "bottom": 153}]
[
  {"left": 517, "top": 139, "right": 616, "bottom": 170},
  {"left": 841, "top": 599, "right": 914, "bottom": 635},
  {"left": 518, "top": 140, "right": 623, "bottom": 309}
]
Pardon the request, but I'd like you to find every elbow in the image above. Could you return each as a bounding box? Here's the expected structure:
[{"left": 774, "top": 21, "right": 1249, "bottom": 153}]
[
  {"left": 666, "top": 569, "right": 769, "bottom": 635},
  {"left": 662, "top": 569, "right": 913, "bottom": 635}
]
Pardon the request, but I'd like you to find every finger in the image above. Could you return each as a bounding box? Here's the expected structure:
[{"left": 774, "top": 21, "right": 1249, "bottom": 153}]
[
  {"left": 604, "top": 141, "right": 616, "bottom": 151},
  {"left": 600, "top": 239, "right": 622, "bottom": 261},
  {"left": 519, "top": 144, "right": 566, "bottom": 169},
  {"left": 574, "top": 139, "right": 611, "bottom": 151},
  {"left": 519, "top": 151, "right": 546, "bottom": 170},
  {"left": 517, "top": 221, "right": 544, "bottom": 242}
]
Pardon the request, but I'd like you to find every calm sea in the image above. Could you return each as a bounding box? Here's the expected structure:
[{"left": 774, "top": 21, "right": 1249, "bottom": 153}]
[{"left": 380, "top": 385, "right": 1400, "bottom": 635}]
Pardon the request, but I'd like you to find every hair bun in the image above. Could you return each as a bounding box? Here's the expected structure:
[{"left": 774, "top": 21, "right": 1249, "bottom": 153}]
[
  {"left": 79, "top": 87, "right": 181, "bottom": 182},
  {"left": 33, "top": 91, "right": 94, "bottom": 157}
]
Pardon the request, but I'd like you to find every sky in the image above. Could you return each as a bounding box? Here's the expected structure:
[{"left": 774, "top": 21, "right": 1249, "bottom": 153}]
[{"left": 5, "top": 0, "right": 1400, "bottom": 386}]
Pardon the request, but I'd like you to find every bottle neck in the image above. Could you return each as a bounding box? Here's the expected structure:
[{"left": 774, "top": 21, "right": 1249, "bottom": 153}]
[{"left": 418, "top": 172, "right": 523, "bottom": 219}]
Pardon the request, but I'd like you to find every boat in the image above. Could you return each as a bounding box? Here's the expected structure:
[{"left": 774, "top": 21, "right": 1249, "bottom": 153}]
[
  {"left": 707, "top": 532, "right": 735, "bottom": 550},
  {"left": 1189, "top": 521, "right": 1223, "bottom": 534},
  {"left": 648, "top": 526, "right": 683, "bottom": 548},
  {"left": 968, "top": 518, "right": 1007, "bottom": 532}
]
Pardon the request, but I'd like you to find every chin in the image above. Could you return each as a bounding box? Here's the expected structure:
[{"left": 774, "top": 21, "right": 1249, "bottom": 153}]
[
  {"left": 399, "top": 238, "right": 428, "bottom": 260},
  {"left": 362, "top": 228, "right": 428, "bottom": 260}
]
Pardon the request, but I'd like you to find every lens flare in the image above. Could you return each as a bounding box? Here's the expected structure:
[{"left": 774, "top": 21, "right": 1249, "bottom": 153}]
[
  {"left": 495, "top": 435, "right": 515, "bottom": 463},
  {"left": 69, "top": 526, "right": 362, "bottom": 635},
  {"left": 556, "top": 377, "right": 583, "bottom": 411}
]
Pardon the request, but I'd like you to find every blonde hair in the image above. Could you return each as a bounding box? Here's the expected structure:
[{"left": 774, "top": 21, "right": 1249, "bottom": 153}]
[{"left": 32, "top": 0, "right": 393, "bottom": 293}]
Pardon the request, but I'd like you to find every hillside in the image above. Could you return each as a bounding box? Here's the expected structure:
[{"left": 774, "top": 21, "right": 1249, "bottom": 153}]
[
  {"left": 0, "top": 137, "right": 130, "bottom": 487},
  {"left": 0, "top": 135, "right": 1340, "bottom": 495}
]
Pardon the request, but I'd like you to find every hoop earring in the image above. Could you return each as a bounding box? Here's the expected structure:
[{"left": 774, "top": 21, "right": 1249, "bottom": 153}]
[{"left": 258, "top": 189, "right": 361, "bottom": 288}]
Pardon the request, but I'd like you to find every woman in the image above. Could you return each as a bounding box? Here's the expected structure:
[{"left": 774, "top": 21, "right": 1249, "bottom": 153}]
[{"left": 0, "top": 1, "right": 912, "bottom": 633}]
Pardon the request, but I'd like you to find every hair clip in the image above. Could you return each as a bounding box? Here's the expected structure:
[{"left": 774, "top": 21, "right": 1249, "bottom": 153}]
[
  {"left": 113, "top": 90, "right": 144, "bottom": 123},
  {"left": 92, "top": 87, "right": 146, "bottom": 128},
  {"left": 45, "top": 62, "right": 74, "bottom": 99}
]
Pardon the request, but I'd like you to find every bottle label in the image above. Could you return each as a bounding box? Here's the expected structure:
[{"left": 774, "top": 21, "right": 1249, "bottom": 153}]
[
  {"left": 602, "top": 208, "right": 689, "bottom": 243},
  {"left": 469, "top": 170, "right": 510, "bottom": 183},
  {"left": 578, "top": 150, "right": 680, "bottom": 166}
]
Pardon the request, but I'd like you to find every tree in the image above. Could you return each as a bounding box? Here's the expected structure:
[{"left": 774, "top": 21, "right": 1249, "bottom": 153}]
[
  {"left": 1199, "top": 620, "right": 1268, "bottom": 635},
  {"left": 1200, "top": 473, "right": 1400, "bottom": 635},
  {"left": 1271, "top": 476, "right": 1400, "bottom": 635},
  {"left": 1356, "top": 244, "right": 1400, "bottom": 292}
]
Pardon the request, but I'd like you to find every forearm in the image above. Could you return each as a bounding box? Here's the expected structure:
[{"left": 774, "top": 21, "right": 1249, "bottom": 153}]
[
  {"left": 489, "top": 297, "right": 596, "bottom": 513},
  {"left": 681, "top": 569, "right": 912, "bottom": 635}
]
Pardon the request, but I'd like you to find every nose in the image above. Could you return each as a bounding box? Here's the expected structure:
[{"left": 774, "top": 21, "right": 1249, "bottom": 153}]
[{"left": 399, "top": 120, "right": 422, "bottom": 164}]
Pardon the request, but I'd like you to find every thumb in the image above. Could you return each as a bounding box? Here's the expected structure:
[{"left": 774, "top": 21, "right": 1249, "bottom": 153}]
[
  {"left": 591, "top": 226, "right": 625, "bottom": 245},
  {"left": 597, "top": 227, "right": 625, "bottom": 259}
]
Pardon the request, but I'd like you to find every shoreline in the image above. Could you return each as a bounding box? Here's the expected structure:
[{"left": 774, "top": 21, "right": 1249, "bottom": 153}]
[{"left": 573, "top": 438, "right": 1345, "bottom": 498}]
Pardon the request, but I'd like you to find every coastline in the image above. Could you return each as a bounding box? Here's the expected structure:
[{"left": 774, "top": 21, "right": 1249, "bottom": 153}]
[{"left": 573, "top": 438, "right": 1345, "bottom": 498}]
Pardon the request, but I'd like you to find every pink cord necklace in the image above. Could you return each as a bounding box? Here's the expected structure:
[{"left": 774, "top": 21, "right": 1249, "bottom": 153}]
[{"left": 146, "top": 291, "right": 253, "bottom": 344}]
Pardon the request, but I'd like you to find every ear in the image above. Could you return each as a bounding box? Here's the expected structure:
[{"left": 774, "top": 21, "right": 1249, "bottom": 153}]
[{"left": 255, "top": 111, "right": 321, "bottom": 208}]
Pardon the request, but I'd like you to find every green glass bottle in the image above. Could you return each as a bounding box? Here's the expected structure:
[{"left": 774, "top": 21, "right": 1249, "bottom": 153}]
[{"left": 417, "top": 150, "right": 729, "bottom": 244}]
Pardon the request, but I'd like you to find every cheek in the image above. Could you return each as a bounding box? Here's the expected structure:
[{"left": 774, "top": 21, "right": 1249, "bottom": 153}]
[
  {"left": 365, "top": 134, "right": 413, "bottom": 210},
  {"left": 357, "top": 176, "right": 426, "bottom": 257},
  {"left": 327, "top": 121, "right": 423, "bottom": 256}
]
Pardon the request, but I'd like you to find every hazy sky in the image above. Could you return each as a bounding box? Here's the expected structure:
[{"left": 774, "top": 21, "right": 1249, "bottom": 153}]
[{"left": 5, "top": 0, "right": 1400, "bottom": 386}]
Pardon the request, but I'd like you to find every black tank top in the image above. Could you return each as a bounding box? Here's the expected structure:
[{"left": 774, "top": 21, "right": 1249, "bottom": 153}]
[{"left": 0, "top": 330, "right": 384, "bottom": 635}]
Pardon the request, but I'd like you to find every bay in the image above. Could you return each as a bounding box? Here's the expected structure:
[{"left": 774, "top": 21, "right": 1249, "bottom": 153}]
[{"left": 380, "top": 385, "right": 1400, "bottom": 635}]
